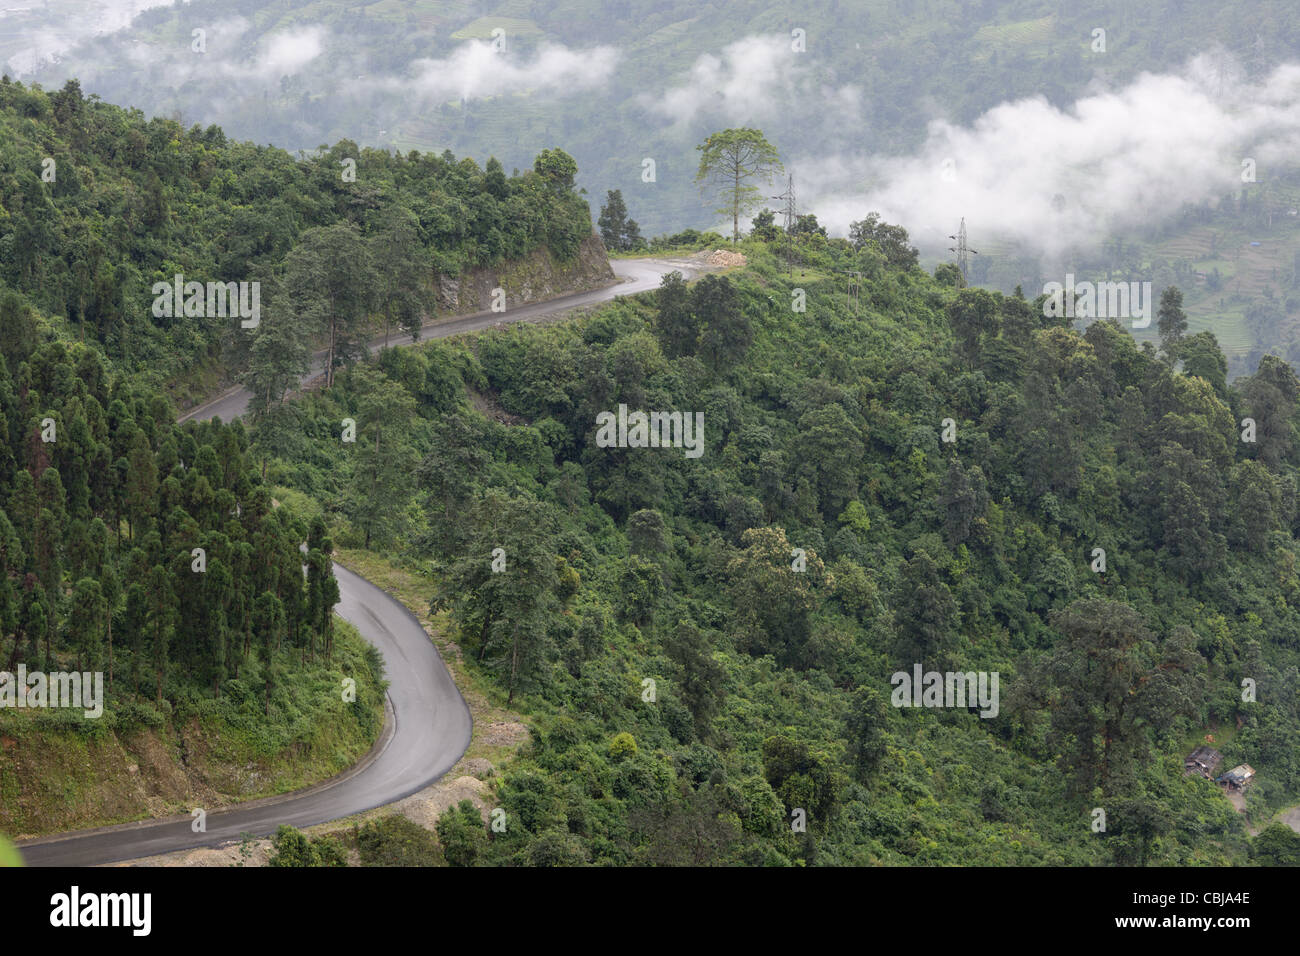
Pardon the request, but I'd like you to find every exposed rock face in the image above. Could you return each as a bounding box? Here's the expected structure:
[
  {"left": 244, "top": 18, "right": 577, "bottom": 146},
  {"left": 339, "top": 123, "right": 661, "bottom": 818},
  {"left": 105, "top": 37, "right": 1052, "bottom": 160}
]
[{"left": 435, "top": 233, "right": 615, "bottom": 314}]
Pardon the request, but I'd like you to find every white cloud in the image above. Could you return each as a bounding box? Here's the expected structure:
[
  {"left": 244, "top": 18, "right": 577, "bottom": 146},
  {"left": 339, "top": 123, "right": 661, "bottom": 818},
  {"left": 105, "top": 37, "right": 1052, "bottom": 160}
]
[
  {"left": 648, "top": 34, "right": 863, "bottom": 129},
  {"left": 253, "top": 26, "right": 326, "bottom": 79},
  {"left": 377, "top": 41, "right": 619, "bottom": 102},
  {"left": 794, "top": 54, "right": 1300, "bottom": 259}
]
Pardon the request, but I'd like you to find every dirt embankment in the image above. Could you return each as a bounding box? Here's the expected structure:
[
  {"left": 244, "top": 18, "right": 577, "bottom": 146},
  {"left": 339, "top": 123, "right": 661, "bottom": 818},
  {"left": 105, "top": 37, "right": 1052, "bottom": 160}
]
[{"left": 1, "top": 718, "right": 351, "bottom": 841}]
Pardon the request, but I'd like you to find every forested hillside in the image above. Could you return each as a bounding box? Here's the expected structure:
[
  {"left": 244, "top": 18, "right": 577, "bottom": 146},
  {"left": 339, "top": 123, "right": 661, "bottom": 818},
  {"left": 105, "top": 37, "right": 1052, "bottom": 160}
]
[
  {"left": 256, "top": 224, "right": 1300, "bottom": 864},
  {"left": 0, "top": 69, "right": 623, "bottom": 840},
  {"left": 0, "top": 76, "right": 593, "bottom": 395},
  {"left": 0, "top": 328, "right": 387, "bottom": 834},
  {"left": 20, "top": 0, "right": 1300, "bottom": 379},
  {"left": 1, "top": 50, "right": 1297, "bottom": 864}
]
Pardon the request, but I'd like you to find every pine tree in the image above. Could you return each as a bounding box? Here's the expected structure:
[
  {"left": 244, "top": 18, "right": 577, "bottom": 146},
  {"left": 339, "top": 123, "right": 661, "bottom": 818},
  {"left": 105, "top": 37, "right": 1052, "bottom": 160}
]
[
  {"left": 1157, "top": 286, "right": 1188, "bottom": 359},
  {"left": 147, "top": 565, "right": 173, "bottom": 701},
  {"left": 69, "top": 577, "right": 106, "bottom": 672},
  {"left": 252, "top": 591, "right": 284, "bottom": 715},
  {"left": 125, "top": 428, "right": 157, "bottom": 541},
  {"left": 123, "top": 582, "right": 148, "bottom": 695},
  {"left": 598, "top": 190, "right": 630, "bottom": 251}
]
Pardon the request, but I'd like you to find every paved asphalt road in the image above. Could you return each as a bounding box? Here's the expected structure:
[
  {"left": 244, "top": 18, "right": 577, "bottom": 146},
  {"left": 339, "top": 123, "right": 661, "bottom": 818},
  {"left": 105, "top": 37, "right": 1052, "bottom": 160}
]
[
  {"left": 17, "top": 256, "right": 690, "bottom": 866},
  {"left": 178, "top": 257, "right": 696, "bottom": 425}
]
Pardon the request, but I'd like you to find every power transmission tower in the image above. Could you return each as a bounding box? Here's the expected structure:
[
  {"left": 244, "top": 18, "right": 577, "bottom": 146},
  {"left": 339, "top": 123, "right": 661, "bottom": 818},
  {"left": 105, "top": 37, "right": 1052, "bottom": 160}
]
[
  {"left": 947, "top": 218, "right": 979, "bottom": 289},
  {"left": 774, "top": 174, "right": 796, "bottom": 232},
  {"left": 771, "top": 174, "right": 796, "bottom": 275}
]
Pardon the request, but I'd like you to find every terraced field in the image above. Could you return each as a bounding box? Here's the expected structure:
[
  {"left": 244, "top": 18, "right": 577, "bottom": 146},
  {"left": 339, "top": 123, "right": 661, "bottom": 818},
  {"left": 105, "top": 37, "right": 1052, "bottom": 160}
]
[
  {"left": 450, "top": 16, "right": 543, "bottom": 40},
  {"left": 1149, "top": 222, "right": 1300, "bottom": 356},
  {"left": 972, "top": 15, "right": 1057, "bottom": 57}
]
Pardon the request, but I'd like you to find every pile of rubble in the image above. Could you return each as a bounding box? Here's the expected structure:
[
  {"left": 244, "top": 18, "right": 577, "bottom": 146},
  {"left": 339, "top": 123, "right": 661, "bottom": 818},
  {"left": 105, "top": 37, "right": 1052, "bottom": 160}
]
[{"left": 698, "top": 248, "right": 747, "bottom": 269}]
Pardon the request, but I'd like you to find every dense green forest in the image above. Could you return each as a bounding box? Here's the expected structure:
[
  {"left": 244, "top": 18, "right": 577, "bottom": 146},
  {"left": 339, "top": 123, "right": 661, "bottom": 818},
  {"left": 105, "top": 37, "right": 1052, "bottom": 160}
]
[
  {"left": 0, "top": 316, "right": 387, "bottom": 721},
  {"left": 254, "top": 219, "right": 1300, "bottom": 864},
  {"left": 0, "top": 76, "right": 592, "bottom": 391}
]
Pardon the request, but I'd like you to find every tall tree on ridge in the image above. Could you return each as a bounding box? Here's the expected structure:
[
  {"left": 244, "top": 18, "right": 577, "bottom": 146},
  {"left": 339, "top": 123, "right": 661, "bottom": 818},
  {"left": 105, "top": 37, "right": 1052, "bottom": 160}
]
[{"left": 695, "top": 128, "right": 783, "bottom": 243}]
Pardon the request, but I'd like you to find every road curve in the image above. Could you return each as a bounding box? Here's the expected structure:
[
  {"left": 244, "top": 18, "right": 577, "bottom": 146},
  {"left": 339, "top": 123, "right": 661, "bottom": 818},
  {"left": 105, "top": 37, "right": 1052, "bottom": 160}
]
[
  {"left": 179, "top": 256, "right": 698, "bottom": 425},
  {"left": 18, "top": 564, "right": 471, "bottom": 866},
  {"left": 18, "top": 255, "right": 689, "bottom": 866}
]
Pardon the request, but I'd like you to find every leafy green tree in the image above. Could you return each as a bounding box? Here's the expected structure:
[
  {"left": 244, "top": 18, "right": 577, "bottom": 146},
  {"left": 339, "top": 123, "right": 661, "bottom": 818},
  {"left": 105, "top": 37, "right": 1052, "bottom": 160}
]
[
  {"left": 947, "top": 288, "right": 999, "bottom": 368},
  {"left": 245, "top": 288, "right": 310, "bottom": 415},
  {"left": 1243, "top": 354, "right": 1300, "bottom": 469},
  {"left": 483, "top": 157, "right": 509, "bottom": 200},
  {"left": 1253, "top": 822, "right": 1300, "bottom": 865},
  {"left": 1109, "top": 797, "right": 1174, "bottom": 866},
  {"left": 628, "top": 779, "right": 748, "bottom": 866},
  {"left": 939, "top": 458, "right": 988, "bottom": 548},
  {"left": 124, "top": 428, "right": 157, "bottom": 541},
  {"left": 790, "top": 213, "right": 826, "bottom": 238},
  {"left": 433, "top": 493, "right": 561, "bottom": 704},
  {"left": 68, "top": 577, "right": 106, "bottom": 671},
  {"left": 849, "top": 213, "right": 919, "bottom": 270},
  {"left": 655, "top": 271, "right": 698, "bottom": 359},
  {"left": 1228, "top": 460, "right": 1278, "bottom": 551},
  {"left": 749, "top": 208, "right": 780, "bottom": 241},
  {"left": 7, "top": 471, "right": 36, "bottom": 559},
  {"left": 305, "top": 532, "right": 338, "bottom": 661},
  {"left": 283, "top": 222, "right": 375, "bottom": 388},
  {"left": 533, "top": 148, "right": 578, "bottom": 195},
  {"left": 252, "top": 591, "right": 284, "bottom": 714},
  {"left": 1179, "top": 330, "right": 1228, "bottom": 396},
  {"left": 617, "top": 553, "right": 664, "bottom": 628},
  {"left": 627, "top": 508, "right": 670, "bottom": 556},
  {"left": 370, "top": 205, "right": 428, "bottom": 347},
  {"left": 693, "top": 275, "right": 751, "bottom": 371},
  {"left": 356, "top": 815, "right": 442, "bottom": 866},
  {"left": 0, "top": 291, "right": 38, "bottom": 370},
  {"left": 795, "top": 404, "right": 864, "bottom": 517},
  {"left": 1037, "top": 600, "right": 1198, "bottom": 797},
  {"left": 437, "top": 799, "right": 489, "bottom": 866},
  {"left": 23, "top": 589, "right": 48, "bottom": 669},
  {"left": 845, "top": 686, "right": 890, "bottom": 781},
  {"left": 727, "top": 527, "right": 828, "bottom": 664},
  {"left": 268, "top": 825, "right": 346, "bottom": 867},
  {"left": 663, "top": 621, "right": 726, "bottom": 739},
  {"left": 760, "top": 734, "right": 841, "bottom": 830},
  {"left": 891, "top": 551, "right": 957, "bottom": 669},
  {"left": 1154, "top": 441, "right": 1226, "bottom": 581},
  {"left": 343, "top": 367, "right": 418, "bottom": 548}
]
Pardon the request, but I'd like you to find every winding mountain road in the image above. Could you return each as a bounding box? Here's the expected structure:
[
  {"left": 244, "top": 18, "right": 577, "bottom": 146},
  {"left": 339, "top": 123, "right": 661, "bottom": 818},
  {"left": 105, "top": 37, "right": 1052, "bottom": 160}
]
[
  {"left": 17, "top": 256, "right": 691, "bottom": 866},
  {"left": 179, "top": 257, "right": 697, "bottom": 425}
]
